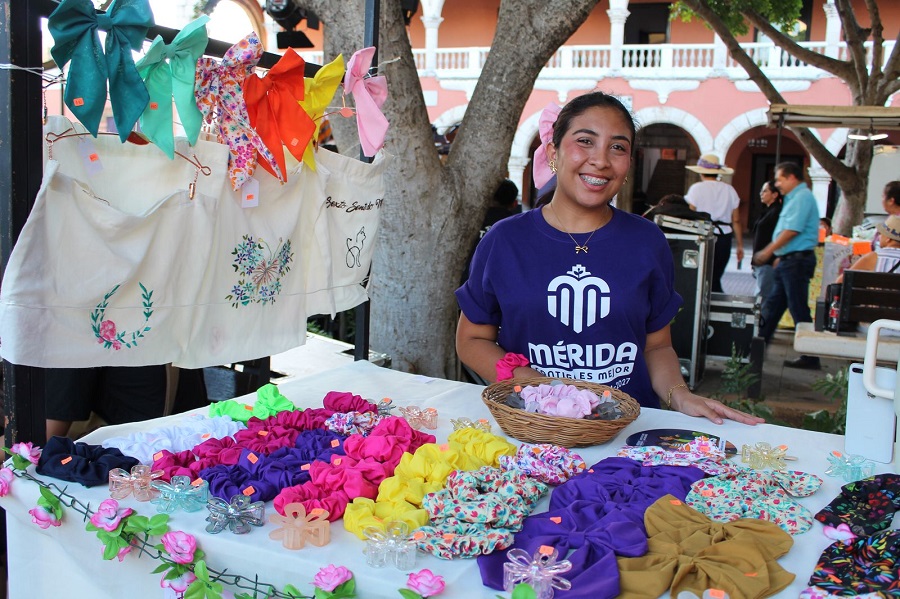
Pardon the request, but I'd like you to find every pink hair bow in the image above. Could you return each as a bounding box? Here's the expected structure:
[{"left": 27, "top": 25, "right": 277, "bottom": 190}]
[
  {"left": 194, "top": 32, "right": 284, "bottom": 190},
  {"left": 344, "top": 47, "right": 389, "bottom": 157},
  {"left": 532, "top": 103, "right": 561, "bottom": 189}
]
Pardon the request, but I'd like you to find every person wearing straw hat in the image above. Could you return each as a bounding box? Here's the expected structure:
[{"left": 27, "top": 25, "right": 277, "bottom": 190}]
[
  {"left": 685, "top": 153, "right": 744, "bottom": 293},
  {"left": 838, "top": 214, "right": 900, "bottom": 280}
]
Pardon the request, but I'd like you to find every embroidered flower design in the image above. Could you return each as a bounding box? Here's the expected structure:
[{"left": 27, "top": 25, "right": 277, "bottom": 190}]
[
  {"left": 90, "top": 283, "right": 154, "bottom": 350},
  {"left": 226, "top": 235, "right": 293, "bottom": 308}
]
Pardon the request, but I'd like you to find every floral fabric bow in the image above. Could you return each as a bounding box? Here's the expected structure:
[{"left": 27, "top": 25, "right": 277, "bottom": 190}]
[
  {"left": 206, "top": 494, "right": 266, "bottom": 534},
  {"left": 244, "top": 49, "right": 316, "bottom": 181},
  {"left": 194, "top": 32, "right": 284, "bottom": 190},
  {"left": 48, "top": 0, "right": 155, "bottom": 141},
  {"left": 108, "top": 464, "right": 163, "bottom": 501},
  {"left": 150, "top": 475, "right": 209, "bottom": 513},
  {"left": 268, "top": 502, "right": 330, "bottom": 549},
  {"left": 503, "top": 546, "right": 573, "bottom": 597},
  {"left": 363, "top": 521, "right": 418, "bottom": 570},
  {"left": 135, "top": 15, "right": 209, "bottom": 158},
  {"left": 344, "top": 47, "right": 389, "bottom": 157},
  {"left": 532, "top": 103, "right": 562, "bottom": 189}
]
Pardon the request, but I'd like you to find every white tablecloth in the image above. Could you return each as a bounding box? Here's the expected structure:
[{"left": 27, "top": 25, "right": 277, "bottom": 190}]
[{"left": 0, "top": 360, "right": 877, "bottom": 598}]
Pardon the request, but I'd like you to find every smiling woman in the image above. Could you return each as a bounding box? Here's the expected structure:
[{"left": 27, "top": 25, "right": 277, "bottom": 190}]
[{"left": 455, "top": 91, "right": 764, "bottom": 427}]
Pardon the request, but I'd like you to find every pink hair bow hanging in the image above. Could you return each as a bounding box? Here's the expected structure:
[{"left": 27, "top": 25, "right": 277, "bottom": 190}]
[
  {"left": 344, "top": 47, "right": 389, "bottom": 157},
  {"left": 194, "top": 32, "right": 284, "bottom": 190},
  {"left": 532, "top": 103, "right": 562, "bottom": 189},
  {"left": 244, "top": 49, "right": 315, "bottom": 182}
]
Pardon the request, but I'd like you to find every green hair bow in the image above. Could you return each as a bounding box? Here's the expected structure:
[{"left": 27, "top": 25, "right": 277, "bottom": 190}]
[
  {"left": 49, "top": 0, "right": 154, "bottom": 142},
  {"left": 135, "top": 15, "right": 209, "bottom": 159}
]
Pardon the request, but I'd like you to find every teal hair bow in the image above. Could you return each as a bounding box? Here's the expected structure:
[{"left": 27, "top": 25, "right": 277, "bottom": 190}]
[
  {"left": 49, "top": 0, "right": 154, "bottom": 142},
  {"left": 135, "top": 15, "right": 209, "bottom": 158}
]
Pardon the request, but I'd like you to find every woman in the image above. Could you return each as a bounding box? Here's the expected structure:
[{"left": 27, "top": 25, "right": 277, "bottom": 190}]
[
  {"left": 455, "top": 92, "right": 761, "bottom": 426},
  {"left": 684, "top": 154, "right": 743, "bottom": 293},
  {"left": 838, "top": 214, "right": 900, "bottom": 281},
  {"left": 751, "top": 180, "right": 784, "bottom": 302}
]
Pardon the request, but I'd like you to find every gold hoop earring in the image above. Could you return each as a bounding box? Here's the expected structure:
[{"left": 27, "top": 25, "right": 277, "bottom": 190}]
[{"left": 548, "top": 160, "right": 557, "bottom": 173}]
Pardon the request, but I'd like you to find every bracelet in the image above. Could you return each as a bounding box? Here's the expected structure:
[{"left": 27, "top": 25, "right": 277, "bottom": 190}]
[
  {"left": 496, "top": 353, "right": 529, "bottom": 381},
  {"left": 665, "top": 383, "right": 688, "bottom": 408}
]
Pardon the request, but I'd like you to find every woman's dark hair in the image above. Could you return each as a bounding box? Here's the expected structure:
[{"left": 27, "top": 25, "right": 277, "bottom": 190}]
[
  {"left": 764, "top": 179, "right": 784, "bottom": 203},
  {"left": 657, "top": 194, "right": 688, "bottom": 207},
  {"left": 551, "top": 91, "right": 637, "bottom": 150},
  {"left": 884, "top": 180, "right": 900, "bottom": 204}
]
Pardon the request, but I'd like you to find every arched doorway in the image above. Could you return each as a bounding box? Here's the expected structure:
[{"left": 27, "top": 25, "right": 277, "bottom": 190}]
[{"left": 634, "top": 123, "right": 696, "bottom": 213}]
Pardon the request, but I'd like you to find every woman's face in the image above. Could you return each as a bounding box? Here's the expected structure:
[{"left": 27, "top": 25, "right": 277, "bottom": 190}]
[
  {"left": 547, "top": 106, "right": 632, "bottom": 213},
  {"left": 760, "top": 184, "right": 776, "bottom": 207}
]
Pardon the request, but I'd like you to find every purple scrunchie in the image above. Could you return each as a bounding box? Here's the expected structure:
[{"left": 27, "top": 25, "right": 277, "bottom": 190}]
[
  {"left": 292, "top": 429, "right": 346, "bottom": 461},
  {"left": 550, "top": 456, "right": 706, "bottom": 514},
  {"left": 37, "top": 436, "right": 140, "bottom": 487},
  {"left": 478, "top": 500, "right": 648, "bottom": 598}
]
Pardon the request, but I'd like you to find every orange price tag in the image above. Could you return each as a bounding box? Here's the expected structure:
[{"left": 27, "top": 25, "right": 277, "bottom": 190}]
[
  {"left": 439, "top": 444, "right": 449, "bottom": 452},
  {"left": 61, "top": 456, "right": 73, "bottom": 465},
  {"left": 201, "top": 433, "right": 211, "bottom": 439},
  {"left": 73, "top": 97, "right": 84, "bottom": 106},
  {"left": 538, "top": 545, "right": 553, "bottom": 556},
  {"left": 701, "top": 489, "right": 714, "bottom": 497},
  {"left": 301, "top": 464, "right": 311, "bottom": 471},
  {"left": 88, "top": 153, "right": 99, "bottom": 162},
  {"left": 334, "top": 458, "right": 342, "bottom": 466},
  {"left": 242, "top": 486, "right": 256, "bottom": 496},
  {"left": 153, "top": 451, "right": 164, "bottom": 462},
  {"left": 244, "top": 404, "right": 253, "bottom": 411},
  {"left": 310, "top": 508, "right": 325, "bottom": 517},
  {"left": 442, "top": 533, "right": 456, "bottom": 542},
  {"left": 709, "top": 590, "right": 726, "bottom": 599},
  {"left": 413, "top": 531, "right": 425, "bottom": 541},
  {"left": 257, "top": 430, "right": 269, "bottom": 437},
  {"left": 191, "top": 478, "right": 204, "bottom": 487},
  {"left": 246, "top": 194, "right": 255, "bottom": 201},
  {"left": 549, "top": 516, "right": 562, "bottom": 524},
  {"left": 745, "top": 572, "right": 759, "bottom": 578},
  {"left": 669, "top": 499, "right": 682, "bottom": 505},
  {"left": 247, "top": 453, "right": 259, "bottom": 464},
  {"left": 330, "top": 439, "right": 340, "bottom": 448},
  {"left": 588, "top": 469, "right": 594, "bottom": 473},
  {"left": 149, "top": 102, "right": 158, "bottom": 110},
  {"left": 853, "top": 240, "right": 872, "bottom": 255}
]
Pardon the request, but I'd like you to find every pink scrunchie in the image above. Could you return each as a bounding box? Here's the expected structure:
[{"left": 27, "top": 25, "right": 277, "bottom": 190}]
[
  {"left": 344, "top": 417, "right": 436, "bottom": 467},
  {"left": 193, "top": 436, "right": 244, "bottom": 466},
  {"left": 232, "top": 424, "right": 300, "bottom": 455},
  {"left": 152, "top": 449, "right": 198, "bottom": 482},
  {"left": 273, "top": 481, "right": 350, "bottom": 521},
  {"left": 496, "top": 353, "right": 529, "bottom": 381},
  {"left": 323, "top": 391, "right": 378, "bottom": 414},
  {"left": 245, "top": 408, "right": 334, "bottom": 433}
]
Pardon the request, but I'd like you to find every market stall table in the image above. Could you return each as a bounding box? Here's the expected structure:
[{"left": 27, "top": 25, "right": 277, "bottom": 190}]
[
  {"left": 794, "top": 322, "right": 900, "bottom": 362},
  {"left": 0, "top": 360, "right": 875, "bottom": 598}
]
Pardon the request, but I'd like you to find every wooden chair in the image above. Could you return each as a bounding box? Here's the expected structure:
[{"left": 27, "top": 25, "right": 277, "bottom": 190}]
[{"left": 836, "top": 271, "right": 900, "bottom": 334}]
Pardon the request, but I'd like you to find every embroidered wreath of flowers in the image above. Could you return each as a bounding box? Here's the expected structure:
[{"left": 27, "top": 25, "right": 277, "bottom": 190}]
[
  {"left": 90, "top": 282, "right": 154, "bottom": 351},
  {"left": 226, "top": 234, "right": 294, "bottom": 308}
]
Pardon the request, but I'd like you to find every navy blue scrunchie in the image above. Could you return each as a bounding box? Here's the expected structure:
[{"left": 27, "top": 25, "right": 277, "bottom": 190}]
[{"left": 36, "top": 436, "right": 140, "bottom": 487}]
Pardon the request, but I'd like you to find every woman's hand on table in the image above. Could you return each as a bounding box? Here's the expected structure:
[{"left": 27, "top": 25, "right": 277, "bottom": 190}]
[{"left": 670, "top": 388, "right": 765, "bottom": 426}]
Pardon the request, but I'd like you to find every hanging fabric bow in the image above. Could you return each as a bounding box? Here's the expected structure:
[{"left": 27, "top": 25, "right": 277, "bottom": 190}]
[
  {"left": 206, "top": 494, "right": 266, "bottom": 534},
  {"left": 194, "top": 32, "right": 284, "bottom": 190},
  {"left": 268, "top": 502, "right": 331, "bottom": 549},
  {"left": 135, "top": 15, "right": 209, "bottom": 159},
  {"left": 298, "top": 54, "right": 345, "bottom": 171},
  {"left": 150, "top": 475, "right": 210, "bottom": 513},
  {"left": 108, "top": 464, "right": 164, "bottom": 501},
  {"left": 532, "top": 103, "right": 562, "bottom": 189},
  {"left": 344, "top": 47, "right": 389, "bottom": 157},
  {"left": 244, "top": 49, "right": 316, "bottom": 181},
  {"left": 48, "top": 0, "right": 155, "bottom": 142}
]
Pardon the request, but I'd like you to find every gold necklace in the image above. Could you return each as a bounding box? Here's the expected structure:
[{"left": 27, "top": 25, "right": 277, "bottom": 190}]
[{"left": 548, "top": 202, "right": 606, "bottom": 254}]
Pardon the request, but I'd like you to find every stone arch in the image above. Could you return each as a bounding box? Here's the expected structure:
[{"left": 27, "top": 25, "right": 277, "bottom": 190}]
[
  {"left": 825, "top": 128, "right": 849, "bottom": 155},
  {"left": 432, "top": 104, "right": 468, "bottom": 133},
  {"left": 633, "top": 106, "right": 713, "bottom": 152},
  {"left": 511, "top": 110, "right": 542, "bottom": 166}
]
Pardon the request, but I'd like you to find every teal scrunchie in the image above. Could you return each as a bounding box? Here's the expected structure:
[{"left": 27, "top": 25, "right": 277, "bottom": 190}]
[
  {"left": 135, "top": 15, "right": 209, "bottom": 158},
  {"left": 48, "top": 0, "right": 154, "bottom": 142}
]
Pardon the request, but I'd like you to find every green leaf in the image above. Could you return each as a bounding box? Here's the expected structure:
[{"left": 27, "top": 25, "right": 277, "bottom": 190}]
[
  {"left": 11, "top": 454, "right": 31, "bottom": 470},
  {"left": 85, "top": 521, "right": 99, "bottom": 533},
  {"left": 204, "top": 580, "right": 223, "bottom": 598},
  {"left": 102, "top": 542, "right": 120, "bottom": 561},
  {"left": 194, "top": 560, "right": 210, "bottom": 582},
  {"left": 398, "top": 590, "right": 423, "bottom": 599},
  {"left": 193, "top": 549, "right": 205, "bottom": 562},
  {"left": 314, "top": 588, "right": 331, "bottom": 599},
  {"left": 334, "top": 578, "right": 356, "bottom": 596},
  {"left": 283, "top": 584, "right": 304, "bottom": 599},
  {"left": 184, "top": 581, "right": 206, "bottom": 599},
  {"left": 151, "top": 563, "right": 171, "bottom": 574}
]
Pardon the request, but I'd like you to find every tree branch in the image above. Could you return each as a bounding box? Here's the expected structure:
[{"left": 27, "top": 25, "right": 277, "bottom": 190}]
[
  {"left": 864, "top": 0, "right": 884, "bottom": 77},
  {"left": 880, "top": 29, "right": 900, "bottom": 84},
  {"left": 835, "top": 0, "right": 872, "bottom": 94}
]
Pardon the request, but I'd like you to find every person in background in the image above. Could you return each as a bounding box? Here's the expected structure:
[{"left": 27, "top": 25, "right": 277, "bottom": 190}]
[
  {"left": 752, "top": 180, "right": 784, "bottom": 303},
  {"left": 456, "top": 91, "right": 762, "bottom": 425},
  {"left": 873, "top": 181, "right": 900, "bottom": 249},
  {"left": 685, "top": 154, "right": 744, "bottom": 293},
  {"left": 838, "top": 214, "right": 900, "bottom": 280},
  {"left": 644, "top": 193, "right": 711, "bottom": 222},
  {"left": 462, "top": 179, "right": 521, "bottom": 283},
  {"left": 819, "top": 217, "right": 833, "bottom": 241},
  {"left": 753, "top": 162, "right": 821, "bottom": 370}
]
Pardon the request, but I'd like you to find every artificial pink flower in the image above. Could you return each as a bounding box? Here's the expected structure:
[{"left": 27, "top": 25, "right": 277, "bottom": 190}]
[
  {"left": 0, "top": 467, "right": 14, "bottom": 497},
  {"left": 115, "top": 544, "right": 133, "bottom": 562},
  {"left": 10, "top": 442, "right": 40, "bottom": 465},
  {"left": 160, "top": 570, "right": 197, "bottom": 593},
  {"left": 99, "top": 320, "right": 118, "bottom": 343},
  {"left": 406, "top": 569, "right": 446, "bottom": 597},
  {"left": 89, "top": 498, "right": 133, "bottom": 532},
  {"left": 312, "top": 564, "right": 353, "bottom": 592},
  {"left": 161, "top": 530, "right": 197, "bottom": 565},
  {"left": 29, "top": 505, "right": 61, "bottom": 529}
]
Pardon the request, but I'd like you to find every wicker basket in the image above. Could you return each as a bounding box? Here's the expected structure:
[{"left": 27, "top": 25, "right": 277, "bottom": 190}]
[{"left": 481, "top": 377, "right": 641, "bottom": 448}]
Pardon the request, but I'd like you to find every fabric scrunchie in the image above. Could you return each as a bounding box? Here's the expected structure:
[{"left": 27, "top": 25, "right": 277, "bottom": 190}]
[
  {"left": 322, "top": 390, "right": 378, "bottom": 414},
  {"left": 807, "top": 529, "right": 900, "bottom": 597},
  {"left": 617, "top": 444, "right": 738, "bottom": 477},
  {"left": 192, "top": 436, "right": 244, "bottom": 468},
  {"left": 325, "top": 411, "right": 385, "bottom": 437},
  {"left": 814, "top": 473, "right": 900, "bottom": 536},
  {"left": 37, "top": 436, "right": 140, "bottom": 487},
  {"left": 343, "top": 496, "right": 428, "bottom": 539},
  {"left": 495, "top": 352, "right": 528, "bottom": 381},
  {"left": 415, "top": 521, "right": 513, "bottom": 559},
  {"left": 499, "top": 443, "right": 587, "bottom": 485},
  {"left": 232, "top": 424, "right": 299, "bottom": 455},
  {"left": 151, "top": 449, "right": 199, "bottom": 482}
]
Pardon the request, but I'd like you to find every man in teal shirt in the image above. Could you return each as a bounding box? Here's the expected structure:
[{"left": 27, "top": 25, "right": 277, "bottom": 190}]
[{"left": 753, "top": 162, "right": 821, "bottom": 369}]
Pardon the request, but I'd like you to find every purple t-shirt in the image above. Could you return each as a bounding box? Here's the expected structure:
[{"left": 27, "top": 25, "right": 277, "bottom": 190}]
[{"left": 456, "top": 207, "right": 682, "bottom": 407}]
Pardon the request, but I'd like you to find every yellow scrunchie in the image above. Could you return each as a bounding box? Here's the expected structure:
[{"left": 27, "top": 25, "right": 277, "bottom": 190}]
[{"left": 343, "top": 496, "right": 429, "bottom": 539}]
